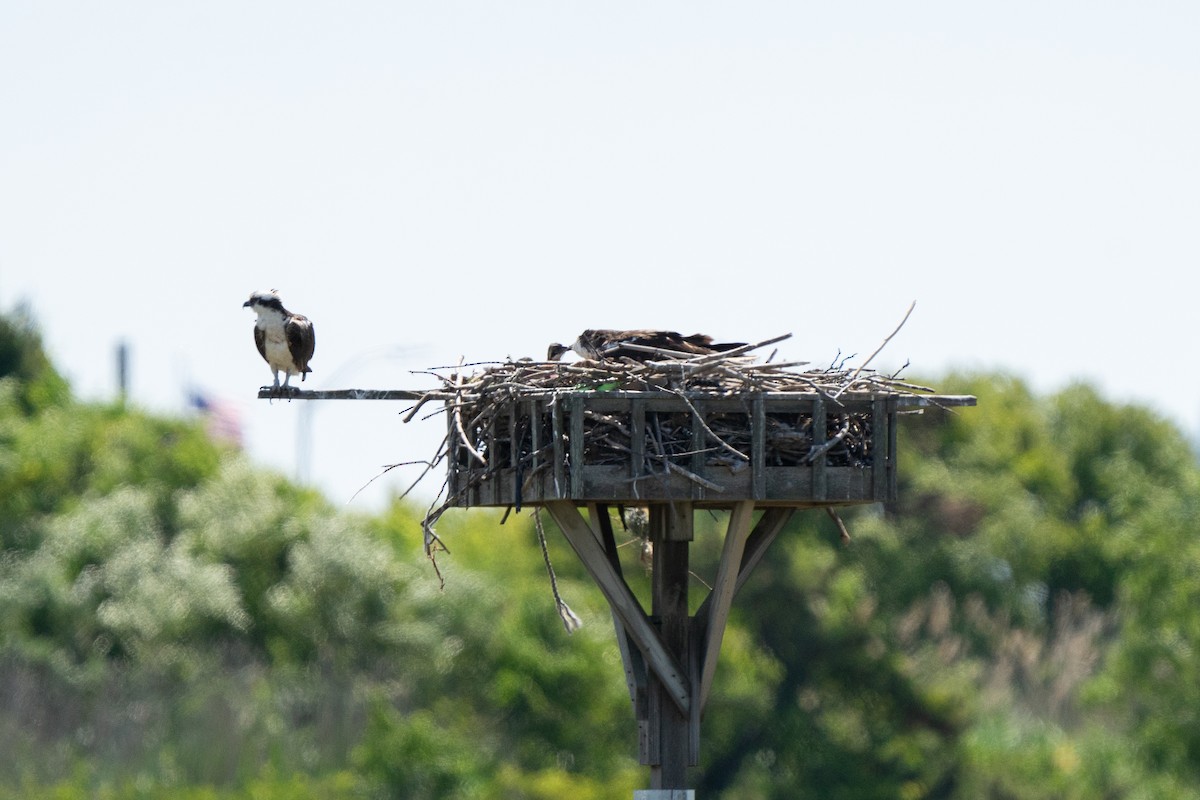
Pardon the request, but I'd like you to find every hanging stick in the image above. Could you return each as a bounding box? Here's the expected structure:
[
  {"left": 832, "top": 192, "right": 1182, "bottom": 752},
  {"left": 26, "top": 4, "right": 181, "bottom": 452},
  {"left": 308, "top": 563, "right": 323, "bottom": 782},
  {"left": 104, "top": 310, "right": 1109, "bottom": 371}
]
[{"left": 534, "top": 508, "right": 582, "bottom": 634}]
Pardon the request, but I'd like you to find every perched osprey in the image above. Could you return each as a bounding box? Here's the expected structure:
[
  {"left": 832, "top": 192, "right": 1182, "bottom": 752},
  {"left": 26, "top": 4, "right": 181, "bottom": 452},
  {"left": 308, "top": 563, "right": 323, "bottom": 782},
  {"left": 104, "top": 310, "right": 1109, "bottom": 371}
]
[
  {"left": 243, "top": 290, "right": 316, "bottom": 390},
  {"left": 547, "top": 329, "right": 746, "bottom": 362}
]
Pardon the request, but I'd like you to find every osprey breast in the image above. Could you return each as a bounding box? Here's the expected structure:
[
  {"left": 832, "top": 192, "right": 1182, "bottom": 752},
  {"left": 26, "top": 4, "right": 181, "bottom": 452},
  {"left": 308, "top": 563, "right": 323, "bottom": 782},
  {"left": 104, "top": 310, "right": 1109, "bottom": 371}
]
[
  {"left": 255, "top": 318, "right": 300, "bottom": 374},
  {"left": 262, "top": 331, "right": 293, "bottom": 370}
]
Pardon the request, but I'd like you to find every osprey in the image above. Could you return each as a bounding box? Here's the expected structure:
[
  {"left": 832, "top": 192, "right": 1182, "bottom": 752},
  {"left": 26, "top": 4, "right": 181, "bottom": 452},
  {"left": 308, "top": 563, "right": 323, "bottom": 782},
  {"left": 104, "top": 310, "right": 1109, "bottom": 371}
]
[
  {"left": 547, "top": 329, "right": 747, "bottom": 362},
  {"left": 243, "top": 290, "right": 316, "bottom": 390}
]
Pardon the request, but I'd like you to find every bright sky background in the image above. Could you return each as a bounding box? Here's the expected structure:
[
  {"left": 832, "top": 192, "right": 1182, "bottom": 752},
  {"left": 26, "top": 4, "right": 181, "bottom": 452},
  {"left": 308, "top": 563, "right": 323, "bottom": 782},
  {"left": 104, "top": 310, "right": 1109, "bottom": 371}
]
[{"left": 3, "top": 2, "right": 1198, "bottom": 511}]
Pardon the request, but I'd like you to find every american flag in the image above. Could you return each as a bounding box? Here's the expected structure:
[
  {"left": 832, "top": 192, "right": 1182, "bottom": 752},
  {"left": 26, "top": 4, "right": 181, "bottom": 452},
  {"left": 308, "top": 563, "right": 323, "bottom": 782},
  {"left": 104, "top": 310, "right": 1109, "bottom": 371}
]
[{"left": 187, "top": 389, "right": 244, "bottom": 448}]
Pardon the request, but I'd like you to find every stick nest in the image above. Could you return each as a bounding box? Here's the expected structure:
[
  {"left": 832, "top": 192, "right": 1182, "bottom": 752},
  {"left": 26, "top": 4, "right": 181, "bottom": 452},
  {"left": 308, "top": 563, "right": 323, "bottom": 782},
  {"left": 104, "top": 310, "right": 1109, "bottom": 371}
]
[{"left": 400, "top": 332, "right": 934, "bottom": 560}]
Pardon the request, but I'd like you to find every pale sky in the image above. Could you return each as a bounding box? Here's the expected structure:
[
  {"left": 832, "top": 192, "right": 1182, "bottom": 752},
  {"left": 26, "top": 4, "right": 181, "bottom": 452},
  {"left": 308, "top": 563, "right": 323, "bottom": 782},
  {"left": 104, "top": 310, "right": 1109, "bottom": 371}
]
[{"left": 3, "top": 2, "right": 1198, "bottom": 510}]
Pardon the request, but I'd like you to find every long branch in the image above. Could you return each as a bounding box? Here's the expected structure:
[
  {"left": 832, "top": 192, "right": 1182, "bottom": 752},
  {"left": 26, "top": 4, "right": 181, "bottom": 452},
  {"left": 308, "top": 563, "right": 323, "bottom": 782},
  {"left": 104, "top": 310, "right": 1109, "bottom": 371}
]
[{"left": 835, "top": 301, "right": 916, "bottom": 398}]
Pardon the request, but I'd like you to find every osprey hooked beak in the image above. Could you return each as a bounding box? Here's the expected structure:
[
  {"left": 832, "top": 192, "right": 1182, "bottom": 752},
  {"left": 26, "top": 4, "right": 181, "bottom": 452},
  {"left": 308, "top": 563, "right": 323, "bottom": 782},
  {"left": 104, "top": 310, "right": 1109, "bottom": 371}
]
[{"left": 546, "top": 343, "right": 570, "bottom": 362}]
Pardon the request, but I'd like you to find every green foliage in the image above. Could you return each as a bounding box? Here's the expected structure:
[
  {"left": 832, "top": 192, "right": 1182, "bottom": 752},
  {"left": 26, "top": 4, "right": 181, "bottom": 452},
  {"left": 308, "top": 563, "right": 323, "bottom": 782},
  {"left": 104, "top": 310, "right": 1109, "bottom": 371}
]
[
  {"left": 354, "top": 704, "right": 491, "bottom": 799},
  {"left": 0, "top": 487, "right": 246, "bottom": 666},
  {"left": 3, "top": 305, "right": 1200, "bottom": 800},
  {"left": 0, "top": 304, "right": 70, "bottom": 414},
  {"left": 0, "top": 402, "right": 222, "bottom": 552},
  {"left": 0, "top": 769, "right": 366, "bottom": 800},
  {"left": 694, "top": 525, "right": 964, "bottom": 799},
  {"left": 676, "top": 371, "right": 1200, "bottom": 798},
  {"left": 1087, "top": 472, "right": 1200, "bottom": 781},
  {"left": 175, "top": 458, "right": 402, "bottom": 664},
  {"left": 352, "top": 509, "right": 643, "bottom": 795}
]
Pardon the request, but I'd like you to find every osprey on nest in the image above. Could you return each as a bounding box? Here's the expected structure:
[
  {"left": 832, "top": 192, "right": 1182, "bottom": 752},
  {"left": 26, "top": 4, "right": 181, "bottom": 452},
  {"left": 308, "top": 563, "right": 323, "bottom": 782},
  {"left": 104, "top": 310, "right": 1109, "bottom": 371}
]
[
  {"left": 243, "top": 290, "right": 316, "bottom": 390},
  {"left": 547, "top": 329, "right": 746, "bottom": 362}
]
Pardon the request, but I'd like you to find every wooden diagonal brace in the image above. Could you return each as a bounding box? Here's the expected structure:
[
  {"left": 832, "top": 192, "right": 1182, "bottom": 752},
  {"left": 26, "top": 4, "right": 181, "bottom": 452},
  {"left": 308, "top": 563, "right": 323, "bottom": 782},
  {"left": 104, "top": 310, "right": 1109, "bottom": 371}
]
[
  {"left": 692, "top": 505, "right": 796, "bottom": 715},
  {"left": 697, "top": 501, "right": 755, "bottom": 713},
  {"left": 586, "top": 503, "right": 647, "bottom": 708},
  {"left": 545, "top": 501, "right": 691, "bottom": 716}
]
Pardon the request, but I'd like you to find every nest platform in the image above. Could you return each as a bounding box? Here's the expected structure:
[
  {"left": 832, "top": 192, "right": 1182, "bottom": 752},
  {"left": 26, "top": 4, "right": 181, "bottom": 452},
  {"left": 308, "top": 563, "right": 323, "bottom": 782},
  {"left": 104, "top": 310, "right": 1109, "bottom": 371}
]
[
  {"left": 451, "top": 390, "right": 950, "bottom": 507},
  {"left": 440, "top": 343, "right": 974, "bottom": 509}
]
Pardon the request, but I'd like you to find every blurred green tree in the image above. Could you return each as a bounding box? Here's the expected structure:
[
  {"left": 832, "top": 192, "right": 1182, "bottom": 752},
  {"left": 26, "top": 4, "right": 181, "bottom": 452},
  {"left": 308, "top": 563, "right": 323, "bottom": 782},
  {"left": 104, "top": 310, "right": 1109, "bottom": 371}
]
[
  {"left": 0, "top": 303, "right": 69, "bottom": 414},
  {"left": 3, "top": 300, "right": 1200, "bottom": 800}
]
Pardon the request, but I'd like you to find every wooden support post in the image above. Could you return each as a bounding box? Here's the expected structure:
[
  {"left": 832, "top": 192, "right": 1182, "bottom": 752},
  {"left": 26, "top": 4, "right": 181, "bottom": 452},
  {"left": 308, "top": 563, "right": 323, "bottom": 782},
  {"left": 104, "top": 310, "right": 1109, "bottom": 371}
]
[
  {"left": 529, "top": 398, "right": 542, "bottom": 504},
  {"left": 549, "top": 501, "right": 799, "bottom": 795},
  {"left": 751, "top": 394, "right": 766, "bottom": 500},
  {"left": 631, "top": 398, "right": 646, "bottom": 480},
  {"left": 812, "top": 395, "right": 827, "bottom": 501},
  {"left": 569, "top": 395, "right": 585, "bottom": 497},
  {"left": 489, "top": 411, "right": 501, "bottom": 506},
  {"left": 887, "top": 394, "right": 899, "bottom": 501},
  {"left": 648, "top": 504, "right": 694, "bottom": 790},
  {"left": 872, "top": 396, "right": 887, "bottom": 501},
  {"left": 690, "top": 403, "right": 706, "bottom": 501},
  {"left": 551, "top": 397, "right": 565, "bottom": 497}
]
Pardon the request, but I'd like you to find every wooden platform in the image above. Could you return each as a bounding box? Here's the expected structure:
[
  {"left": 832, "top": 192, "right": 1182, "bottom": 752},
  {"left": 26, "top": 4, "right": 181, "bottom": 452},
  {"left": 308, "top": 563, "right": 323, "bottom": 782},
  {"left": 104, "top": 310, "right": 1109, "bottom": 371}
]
[{"left": 446, "top": 390, "right": 975, "bottom": 508}]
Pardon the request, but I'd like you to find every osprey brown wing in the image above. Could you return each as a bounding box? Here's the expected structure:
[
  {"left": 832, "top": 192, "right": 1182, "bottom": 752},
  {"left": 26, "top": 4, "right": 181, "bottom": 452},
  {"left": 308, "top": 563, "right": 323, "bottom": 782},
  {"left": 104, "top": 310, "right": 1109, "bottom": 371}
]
[
  {"left": 253, "top": 325, "right": 268, "bottom": 363},
  {"left": 286, "top": 314, "right": 315, "bottom": 375}
]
